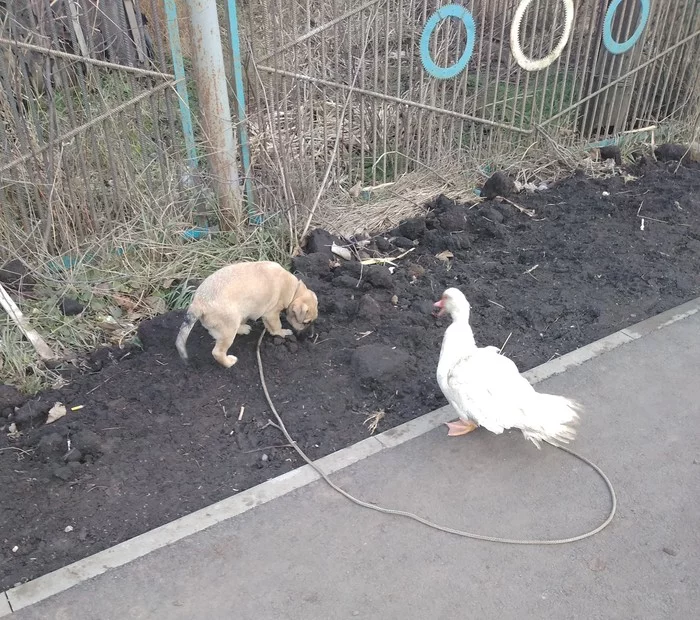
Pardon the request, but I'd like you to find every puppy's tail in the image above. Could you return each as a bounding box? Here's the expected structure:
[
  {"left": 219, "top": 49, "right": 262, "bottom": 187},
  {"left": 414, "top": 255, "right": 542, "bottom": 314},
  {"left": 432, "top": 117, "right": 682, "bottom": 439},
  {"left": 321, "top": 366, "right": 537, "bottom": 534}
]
[{"left": 176, "top": 308, "right": 198, "bottom": 363}]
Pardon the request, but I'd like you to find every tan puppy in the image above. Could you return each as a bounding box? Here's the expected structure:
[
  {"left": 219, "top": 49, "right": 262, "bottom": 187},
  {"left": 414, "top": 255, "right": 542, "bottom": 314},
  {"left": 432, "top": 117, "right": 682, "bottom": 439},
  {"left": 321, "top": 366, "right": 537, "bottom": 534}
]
[{"left": 176, "top": 261, "right": 318, "bottom": 368}]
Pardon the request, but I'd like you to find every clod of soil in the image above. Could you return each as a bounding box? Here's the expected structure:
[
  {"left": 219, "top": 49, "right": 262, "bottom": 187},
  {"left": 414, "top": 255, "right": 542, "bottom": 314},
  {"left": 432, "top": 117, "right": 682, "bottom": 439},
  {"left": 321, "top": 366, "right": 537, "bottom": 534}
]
[
  {"left": 654, "top": 143, "right": 700, "bottom": 164},
  {"left": 59, "top": 297, "right": 85, "bottom": 316},
  {"left": 357, "top": 294, "right": 382, "bottom": 326},
  {"left": 14, "top": 401, "right": 50, "bottom": 429},
  {"left": 392, "top": 217, "right": 426, "bottom": 240},
  {"left": 1, "top": 159, "right": 699, "bottom": 589},
  {"left": 0, "top": 258, "right": 35, "bottom": 294},
  {"left": 599, "top": 145, "right": 622, "bottom": 166},
  {"left": 304, "top": 228, "right": 343, "bottom": 255},
  {"left": 0, "top": 385, "right": 24, "bottom": 412},
  {"left": 351, "top": 344, "right": 412, "bottom": 387},
  {"left": 481, "top": 170, "right": 515, "bottom": 199}
]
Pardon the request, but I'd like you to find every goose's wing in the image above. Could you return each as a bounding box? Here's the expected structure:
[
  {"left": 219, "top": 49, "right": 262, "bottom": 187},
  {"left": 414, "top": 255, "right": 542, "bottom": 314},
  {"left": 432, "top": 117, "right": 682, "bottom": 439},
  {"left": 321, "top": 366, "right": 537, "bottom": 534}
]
[{"left": 446, "top": 346, "right": 536, "bottom": 434}]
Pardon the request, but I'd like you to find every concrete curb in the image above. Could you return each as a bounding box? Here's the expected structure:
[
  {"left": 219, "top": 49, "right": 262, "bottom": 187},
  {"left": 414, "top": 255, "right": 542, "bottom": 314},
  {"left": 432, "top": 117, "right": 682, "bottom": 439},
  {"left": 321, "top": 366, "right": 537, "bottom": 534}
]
[
  {"left": 1, "top": 593, "right": 11, "bottom": 618},
  {"left": 3, "top": 296, "right": 700, "bottom": 613}
]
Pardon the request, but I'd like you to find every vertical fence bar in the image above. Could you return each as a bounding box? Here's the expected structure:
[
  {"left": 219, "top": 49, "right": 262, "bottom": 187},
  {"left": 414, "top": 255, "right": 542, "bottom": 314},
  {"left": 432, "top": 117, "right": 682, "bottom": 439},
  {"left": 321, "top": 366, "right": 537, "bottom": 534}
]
[
  {"left": 226, "top": 0, "right": 257, "bottom": 222},
  {"left": 393, "top": 0, "right": 404, "bottom": 178},
  {"left": 334, "top": 0, "right": 344, "bottom": 182},
  {"left": 650, "top": 1, "right": 688, "bottom": 123},
  {"left": 164, "top": 0, "right": 198, "bottom": 169},
  {"left": 381, "top": 0, "right": 390, "bottom": 183},
  {"left": 317, "top": 0, "right": 329, "bottom": 175},
  {"left": 370, "top": 2, "right": 379, "bottom": 184},
  {"left": 669, "top": 11, "right": 700, "bottom": 121},
  {"left": 346, "top": 2, "right": 356, "bottom": 183}
]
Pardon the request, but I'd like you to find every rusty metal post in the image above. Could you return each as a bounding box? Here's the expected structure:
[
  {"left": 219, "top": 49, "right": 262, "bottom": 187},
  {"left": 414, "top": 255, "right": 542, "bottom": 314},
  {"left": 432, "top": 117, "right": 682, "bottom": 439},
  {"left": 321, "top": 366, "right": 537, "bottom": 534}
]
[{"left": 184, "top": 0, "right": 243, "bottom": 229}]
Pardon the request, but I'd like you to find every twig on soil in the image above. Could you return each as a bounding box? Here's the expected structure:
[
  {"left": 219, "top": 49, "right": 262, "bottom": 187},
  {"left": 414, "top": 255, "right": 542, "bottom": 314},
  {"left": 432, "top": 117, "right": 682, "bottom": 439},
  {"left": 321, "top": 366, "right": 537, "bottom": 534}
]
[
  {"left": 523, "top": 264, "right": 540, "bottom": 281},
  {"left": 360, "top": 247, "right": 415, "bottom": 267},
  {"left": 86, "top": 377, "right": 112, "bottom": 395},
  {"left": 502, "top": 197, "right": 536, "bottom": 218},
  {"left": 86, "top": 485, "right": 108, "bottom": 493},
  {"left": 637, "top": 201, "right": 690, "bottom": 226},
  {"left": 646, "top": 216, "right": 687, "bottom": 225},
  {"left": 244, "top": 444, "right": 293, "bottom": 454},
  {"left": 488, "top": 299, "right": 505, "bottom": 310},
  {"left": 262, "top": 418, "right": 282, "bottom": 432},
  {"left": 238, "top": 406, "right": 245, "bottom": 421},
  {"left": 0, "top": 447, "right": 34, "bottom": 457},
  {"left": 312, "top": 338, "right": 333, "bottom": 346},
  {"left": 499, "top": 332, "right": 513, "bottom": 355},
  {"left": 543, "top": 316, "right": 561, "bottom": 333}
]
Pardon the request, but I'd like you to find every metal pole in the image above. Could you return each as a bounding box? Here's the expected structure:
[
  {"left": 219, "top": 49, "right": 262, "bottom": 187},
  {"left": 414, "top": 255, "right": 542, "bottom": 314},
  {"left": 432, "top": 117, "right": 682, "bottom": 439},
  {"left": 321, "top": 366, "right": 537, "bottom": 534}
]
[
  {"left": 163, "top": 0, "right": 198, "bottom": 169},
  {"left": 226, "top": 0, "right": 258, "bottom": 223},
  {"left": 184, "top": 0, "right": 243, "bottom": 229}
]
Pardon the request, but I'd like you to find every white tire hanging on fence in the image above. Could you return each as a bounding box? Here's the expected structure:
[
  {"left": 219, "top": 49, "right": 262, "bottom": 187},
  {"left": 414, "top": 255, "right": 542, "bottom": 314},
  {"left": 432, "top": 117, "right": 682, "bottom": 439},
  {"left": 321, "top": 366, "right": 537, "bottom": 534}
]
[{"left": 510, "top": 0, "right": 575, "bottom": 72}]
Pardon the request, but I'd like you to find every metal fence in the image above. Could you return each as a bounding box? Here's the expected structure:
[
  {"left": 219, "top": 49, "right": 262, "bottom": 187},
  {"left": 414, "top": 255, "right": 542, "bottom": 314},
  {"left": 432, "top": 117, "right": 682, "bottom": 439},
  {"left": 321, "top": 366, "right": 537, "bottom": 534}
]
[
  {"left": 0, "top": 0, "right": 185, "bottom": 252},
  {"left": 1, "top": 1, "right": 700, "bottom": 251},
  {"left": 236, "top": 0, "right": 700, "bottom": 204}
]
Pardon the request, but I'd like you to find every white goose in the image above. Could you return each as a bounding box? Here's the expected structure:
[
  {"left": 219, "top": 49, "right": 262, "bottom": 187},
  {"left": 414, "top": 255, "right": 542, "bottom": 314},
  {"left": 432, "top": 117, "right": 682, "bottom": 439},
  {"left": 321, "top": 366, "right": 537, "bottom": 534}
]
[{"left": 434, "top": 288, "right": 580, "bottom": 448}]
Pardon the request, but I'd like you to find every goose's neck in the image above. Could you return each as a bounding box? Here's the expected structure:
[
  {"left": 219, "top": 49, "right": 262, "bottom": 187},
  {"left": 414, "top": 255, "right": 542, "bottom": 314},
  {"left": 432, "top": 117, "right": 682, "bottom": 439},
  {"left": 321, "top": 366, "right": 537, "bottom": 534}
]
[
  {"left": 439, "top": 315, "right": 476, "bottom": 366},
  {"left": 449, "top": 306, "right": 470, "bottom": 322}
]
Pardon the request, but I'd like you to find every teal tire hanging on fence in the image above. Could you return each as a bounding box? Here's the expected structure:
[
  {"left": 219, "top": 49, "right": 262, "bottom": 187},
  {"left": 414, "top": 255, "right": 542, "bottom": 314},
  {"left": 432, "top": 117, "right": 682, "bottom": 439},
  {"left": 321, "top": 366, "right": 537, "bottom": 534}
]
[
  {"left": 420, "top": 5, "right": 476, "bottom": 79},
  {"left": 603, "top": 0, "right": 650, "bottom": 55}
]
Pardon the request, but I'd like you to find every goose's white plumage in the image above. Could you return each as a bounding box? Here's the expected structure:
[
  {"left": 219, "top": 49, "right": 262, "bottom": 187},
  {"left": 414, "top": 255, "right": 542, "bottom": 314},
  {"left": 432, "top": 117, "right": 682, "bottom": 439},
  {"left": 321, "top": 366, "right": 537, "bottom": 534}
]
[{"left": 434, "top": 288, "right": 580, "bottom": 448}]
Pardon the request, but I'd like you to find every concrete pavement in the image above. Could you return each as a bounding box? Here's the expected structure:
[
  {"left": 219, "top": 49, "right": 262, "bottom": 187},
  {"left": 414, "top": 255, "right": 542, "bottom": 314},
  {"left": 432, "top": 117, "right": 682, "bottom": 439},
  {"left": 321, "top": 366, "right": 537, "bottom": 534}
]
[{"left": 4, "top": 300, "right": 700, "bottom": 619}]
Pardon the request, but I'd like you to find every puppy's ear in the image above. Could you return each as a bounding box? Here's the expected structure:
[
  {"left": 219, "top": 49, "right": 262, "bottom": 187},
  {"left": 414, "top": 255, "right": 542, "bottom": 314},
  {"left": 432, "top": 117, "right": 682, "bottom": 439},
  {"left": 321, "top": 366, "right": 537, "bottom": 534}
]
[{"left": 290, "top": 300, "right": 308, "bottom": 324}]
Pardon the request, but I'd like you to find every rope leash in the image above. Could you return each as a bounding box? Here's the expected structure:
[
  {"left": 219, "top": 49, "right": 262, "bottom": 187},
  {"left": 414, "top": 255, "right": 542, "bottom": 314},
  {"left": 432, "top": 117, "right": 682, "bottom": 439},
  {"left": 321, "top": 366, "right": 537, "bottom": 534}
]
[{"left": 256, "top": 329, "right": 617, "bottom": 545}]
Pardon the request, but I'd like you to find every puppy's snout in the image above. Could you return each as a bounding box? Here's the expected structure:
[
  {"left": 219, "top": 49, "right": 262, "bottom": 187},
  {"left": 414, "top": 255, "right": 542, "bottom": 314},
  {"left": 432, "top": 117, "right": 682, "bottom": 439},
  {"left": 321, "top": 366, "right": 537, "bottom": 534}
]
[
  {"left": 298, "top": 322, "right": 313, "bottom": 333},
  {"left": 297, "top": 323, "right": 315, "bottom": 339}
]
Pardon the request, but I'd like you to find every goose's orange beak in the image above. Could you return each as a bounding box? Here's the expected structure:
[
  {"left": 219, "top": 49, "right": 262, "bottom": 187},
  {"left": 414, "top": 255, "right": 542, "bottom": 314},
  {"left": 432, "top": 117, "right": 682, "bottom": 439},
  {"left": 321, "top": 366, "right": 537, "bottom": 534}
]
[{"left": 433, "top": 298, "right": 446, "bottom": 317}]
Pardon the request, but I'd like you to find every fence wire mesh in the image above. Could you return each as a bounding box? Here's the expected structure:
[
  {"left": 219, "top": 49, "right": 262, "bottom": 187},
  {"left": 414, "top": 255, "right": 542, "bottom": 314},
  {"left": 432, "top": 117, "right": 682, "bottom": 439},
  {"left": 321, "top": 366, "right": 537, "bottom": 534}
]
[
  {"left": 0, "top": 0, "right": 188, "bottom": 253},
  {"left": 1, "top": 0, "right": 699, "bottom": 250},
  {"left": 235, "top": 0, "right": 700, "bottom": 217}
]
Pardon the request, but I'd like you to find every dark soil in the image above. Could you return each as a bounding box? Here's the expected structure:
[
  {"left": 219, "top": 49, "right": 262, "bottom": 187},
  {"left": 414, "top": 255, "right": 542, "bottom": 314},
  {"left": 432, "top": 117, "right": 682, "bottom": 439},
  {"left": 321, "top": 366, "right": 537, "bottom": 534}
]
[{"left": 2, "top": 158, "right": 700, "bottom": 590}]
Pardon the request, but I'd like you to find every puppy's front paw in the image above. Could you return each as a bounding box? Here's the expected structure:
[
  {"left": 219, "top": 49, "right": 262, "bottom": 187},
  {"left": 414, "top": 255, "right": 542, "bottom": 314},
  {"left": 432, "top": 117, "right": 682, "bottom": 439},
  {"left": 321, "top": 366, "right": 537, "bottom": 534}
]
[
  {"left": 237, "top": 324, "right": 252, "bottom": 335},
  {"left": 220, "top": 355, "right": 238, "bottom": 368},
  {"left": 279, "top": 328, "right": 293, "bottom": 337}
]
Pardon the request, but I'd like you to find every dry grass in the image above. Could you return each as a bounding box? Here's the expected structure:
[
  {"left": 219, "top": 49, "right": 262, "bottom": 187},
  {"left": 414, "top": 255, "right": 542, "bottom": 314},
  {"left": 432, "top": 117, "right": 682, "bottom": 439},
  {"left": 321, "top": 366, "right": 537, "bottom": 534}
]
[{"left": 301, "top": 128, "right": 653, "bottom": 238}]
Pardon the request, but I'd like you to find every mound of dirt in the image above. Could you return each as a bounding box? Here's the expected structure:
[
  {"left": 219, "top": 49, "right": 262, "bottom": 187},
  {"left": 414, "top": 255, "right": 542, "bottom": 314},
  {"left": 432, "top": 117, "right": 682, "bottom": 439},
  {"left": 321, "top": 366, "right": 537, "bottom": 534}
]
[{"left": 1, "top": 158, "right": 699, "bottom": 589}]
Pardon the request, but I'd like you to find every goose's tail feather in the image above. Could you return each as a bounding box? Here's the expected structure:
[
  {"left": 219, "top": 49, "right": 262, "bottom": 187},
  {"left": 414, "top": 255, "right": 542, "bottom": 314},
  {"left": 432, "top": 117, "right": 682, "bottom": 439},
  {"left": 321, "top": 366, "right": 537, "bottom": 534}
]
[{"left": 520, "top": 394, "right": 581, "bottom": 449}]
